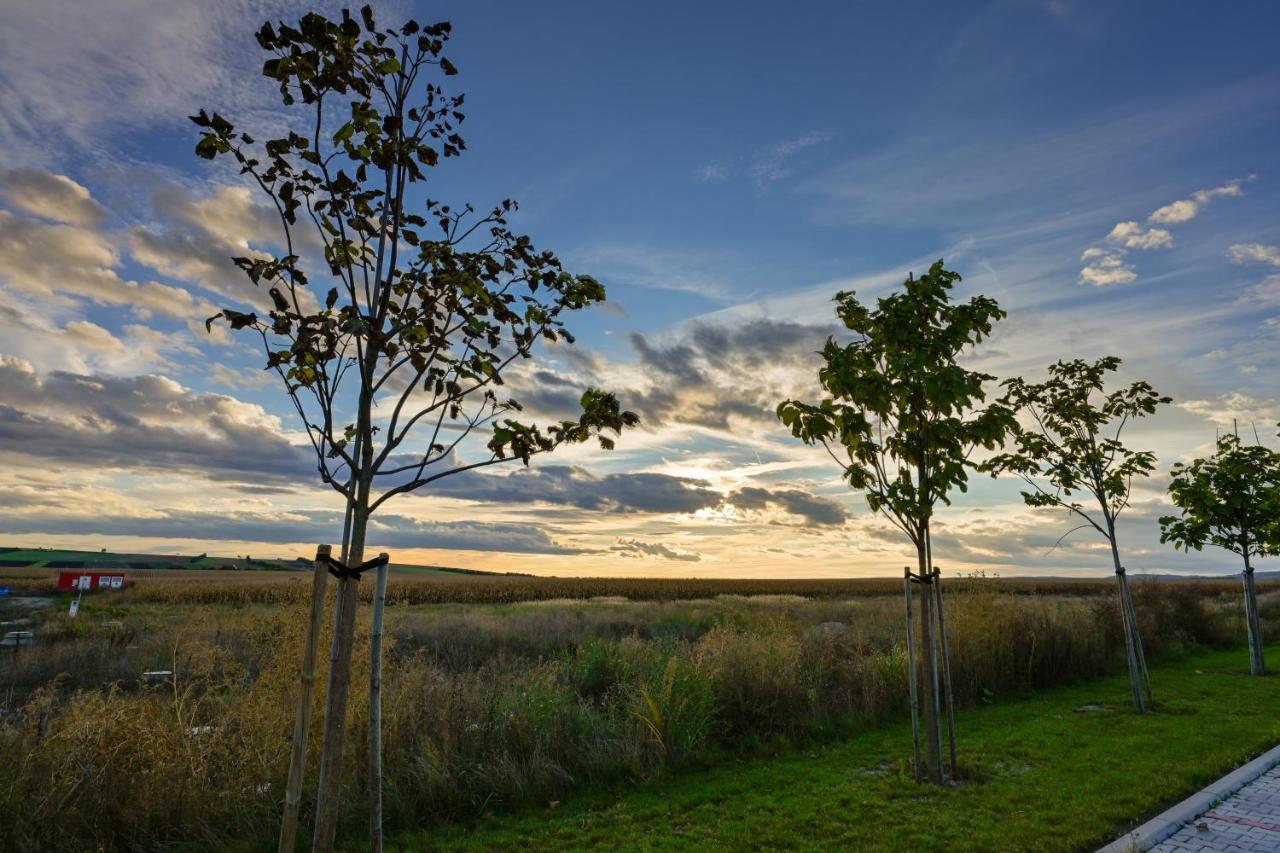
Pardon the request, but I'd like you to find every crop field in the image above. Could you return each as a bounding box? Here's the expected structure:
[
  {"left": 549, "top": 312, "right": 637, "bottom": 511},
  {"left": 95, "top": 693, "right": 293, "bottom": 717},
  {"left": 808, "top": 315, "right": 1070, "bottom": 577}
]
[{"left": 0, "top": 571, "right": 1274, "bottom": 851}]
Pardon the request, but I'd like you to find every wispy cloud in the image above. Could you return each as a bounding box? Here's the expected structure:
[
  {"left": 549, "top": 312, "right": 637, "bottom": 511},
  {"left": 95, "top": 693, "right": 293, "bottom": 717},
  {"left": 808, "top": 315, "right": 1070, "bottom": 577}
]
[{"left": 698, "top": 131, "right": 835, "bottom": 189}]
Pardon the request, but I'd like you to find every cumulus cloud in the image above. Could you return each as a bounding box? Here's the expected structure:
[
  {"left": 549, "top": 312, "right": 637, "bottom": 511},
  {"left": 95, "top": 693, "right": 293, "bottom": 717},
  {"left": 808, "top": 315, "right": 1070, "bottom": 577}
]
[
  {"left": 0, "top": 197, "right": 208, "bottom": 322},
  {"left": 1078, "top": 248, "right": 1136, "bottom": 286},
  {"left": 0, "top": 169, "right": 106, "bottom": 225},
  {"left": 1106, "top": 221, "right": 1173, "bottom": 250},
  {"left": 1082, "top": 178, "right": 1249, "bottom": 285},
  {"left": 1228, "top": 243, "right": 1280, "bottom": 268},
  {"left": 425, "top": 464, "right": 846, "bottom": 526},
  {"left": 0, "top": 356, "right": 315, "bottom": 483},
  {"left": 0, "top": 506, "right": 580, "bottom": 555},
  {"left": 611, "top": 538, "right": 701, "bottom": 562},
  {"left": 1177, "top": 392, "right": 1280, "bottom": 431},
  {"left": 726, "top": 486, "right": 847, "bottom": 526},
  {"left": 1148, "top": 179, "right": 1247, "bottom": 224}
]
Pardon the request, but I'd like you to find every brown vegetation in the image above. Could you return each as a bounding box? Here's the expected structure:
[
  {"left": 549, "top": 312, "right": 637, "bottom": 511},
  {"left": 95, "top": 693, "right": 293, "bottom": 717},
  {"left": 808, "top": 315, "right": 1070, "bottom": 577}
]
[{"left": 0, "top": 577, "right": 1271, "bottom": 850}]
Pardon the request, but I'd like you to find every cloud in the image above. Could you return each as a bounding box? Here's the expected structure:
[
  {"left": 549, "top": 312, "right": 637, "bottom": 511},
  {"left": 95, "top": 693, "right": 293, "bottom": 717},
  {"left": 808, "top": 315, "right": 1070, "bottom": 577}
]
[
  {"left": 0, "top": 0, "right": 349, "bottom": 157},
  {"left": 611, "top": 538, "right": 701, "bottom": 562},
  {"left": 0, "top": 169, "right": 106, "bottom": 225},
  {"left": 1106, "top": 221, "right": 1173, "bottom": 250},
  {"left": 748, "top": 131, "right": 835, "bottom": 188},
  {"left": 1078, "top": 248, "right": 1136, "bottom": 286},
  {"left": 0, "top": 507, "right": 580, "bottom": 555},
  {"left": 427, "top": 465, "right": 724, "bottom": 514},
  {"left": 572, "top": 243, "right": 737, "bottom": 301},
  {"left": 697, "top": 131, "right": 834, "bottom": 189},
  {"left": 1228, "top": 243, "right": 1280, "bottom": 268},
  {"left": 726, "top": 486, "right": 848, "bottom": 526},
  {"left": 1177, "top": 392, "right": 1280, "bottom": 432},
  {"left": 1148, "top": 179, "right": 1247, "bottom": 224},
  {"left": 1081, "top": 179, "right": 1248, "bottom": 284},
  {"left": 0, "top": 356, "right": 315, "bottom": 483},
  {"left": 0, "top": 193, "right": 212, "bottom": 325}
]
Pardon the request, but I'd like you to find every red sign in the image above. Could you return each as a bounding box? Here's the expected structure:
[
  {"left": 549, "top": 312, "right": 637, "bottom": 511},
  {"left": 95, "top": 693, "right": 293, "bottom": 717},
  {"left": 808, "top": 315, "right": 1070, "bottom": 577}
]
[{"left": 56, "top": 571, "right": 126, "bottom": 591}]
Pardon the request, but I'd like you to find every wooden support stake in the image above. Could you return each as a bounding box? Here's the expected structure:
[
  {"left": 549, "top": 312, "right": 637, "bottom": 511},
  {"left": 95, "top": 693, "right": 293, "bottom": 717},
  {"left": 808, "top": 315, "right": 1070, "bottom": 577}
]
[
  {"left": 903, "top": 567, "right": 922, "bottom": 783},
  {"left": 933, "top": 568, "right": 958, "bottom": 781},
  {"left": 919, "top": 572, "right": 943, "bottom": 784},
  {"left": 1115, "top": 570, "right": 1145, "bottom": 713},
  {"left": 369, "top": 553, "right": 391, "bottom": 853},
  {"left": 1121, "top": 574, "right": 1152, "bottom": 706},
  {"left": 312, "top": 565, "right": 362, "bottom": 852},
  {"left": 278, "top": 545, "right": 331, "bottom": 853},
  {"left": 1243, "top": 569, "right": 1265, "bottom": 675}
]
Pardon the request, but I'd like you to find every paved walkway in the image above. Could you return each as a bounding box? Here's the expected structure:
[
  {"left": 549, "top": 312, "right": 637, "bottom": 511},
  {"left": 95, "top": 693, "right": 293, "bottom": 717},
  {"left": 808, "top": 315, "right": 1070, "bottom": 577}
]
[{"left": 1149, "top": 765, "right": 1280, "bottom": 852}]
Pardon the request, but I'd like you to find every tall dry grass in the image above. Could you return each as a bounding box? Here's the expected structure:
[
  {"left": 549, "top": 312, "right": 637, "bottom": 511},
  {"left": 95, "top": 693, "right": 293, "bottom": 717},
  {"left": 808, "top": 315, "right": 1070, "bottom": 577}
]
[{"left": 0, "top": 580, "right": 1267, "bottom": 851}]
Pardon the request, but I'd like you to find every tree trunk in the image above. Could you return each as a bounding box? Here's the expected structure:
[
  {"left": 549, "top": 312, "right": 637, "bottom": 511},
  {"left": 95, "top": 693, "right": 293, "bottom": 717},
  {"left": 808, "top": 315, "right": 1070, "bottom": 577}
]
[
  {"left": 312, "top": 511, "right": 367, "bottom": 852},
  {"left": 278, "top": 546, "right": 331, "bottom": 853},
  {"left": 1106, "top": 524, "right": 1147, "bottom": 713},
  {"left": 369, "top": 553, "right": 391, "bottom": 852},
  {"left": 903, "top": 567, "right": 922, "bottom": 783},
  {"left": 917, "top": 540, "right": 943, "bottom": 783},
  {"left": 932, "top": 567, "right": 957, "bottom": 781},
  {"left": 1243, "top": 556, "right": 1265, "bottom": 675}
]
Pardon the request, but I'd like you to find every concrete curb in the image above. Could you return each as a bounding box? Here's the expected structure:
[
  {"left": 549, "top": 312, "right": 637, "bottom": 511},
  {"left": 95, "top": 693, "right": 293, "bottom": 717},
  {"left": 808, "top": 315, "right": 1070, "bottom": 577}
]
[{"left": 1096, "top": 743, "right": 1280, "bottom": 852}]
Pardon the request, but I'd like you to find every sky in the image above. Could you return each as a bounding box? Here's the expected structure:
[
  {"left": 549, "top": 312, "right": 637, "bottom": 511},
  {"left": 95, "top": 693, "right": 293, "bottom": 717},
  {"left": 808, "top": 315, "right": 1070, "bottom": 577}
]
[{"left": 1, "top": 0, "right": 1278, "bottom": 577}]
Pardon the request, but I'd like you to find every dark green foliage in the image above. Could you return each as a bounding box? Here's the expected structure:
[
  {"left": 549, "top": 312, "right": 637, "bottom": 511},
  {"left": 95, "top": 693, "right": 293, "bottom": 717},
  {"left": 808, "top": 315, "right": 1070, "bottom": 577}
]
[
  {"left": 777, "top": 260, "right": 1013, "bottom": 548},
  {"left": 1159, "top": 431, "right": 1280, "bottom": 562},
  {"left": 190, "top": 5, "right": 637, "bottom": 512},
  {"left": 983, "top": 356, "right": 1169, "bottom": 540}
]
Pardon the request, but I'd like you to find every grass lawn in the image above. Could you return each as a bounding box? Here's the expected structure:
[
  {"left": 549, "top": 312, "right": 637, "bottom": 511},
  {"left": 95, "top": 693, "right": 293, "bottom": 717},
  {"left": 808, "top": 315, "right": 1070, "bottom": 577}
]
[{"left": 393, "top": 645, "right": 1279, "bottom": 852}]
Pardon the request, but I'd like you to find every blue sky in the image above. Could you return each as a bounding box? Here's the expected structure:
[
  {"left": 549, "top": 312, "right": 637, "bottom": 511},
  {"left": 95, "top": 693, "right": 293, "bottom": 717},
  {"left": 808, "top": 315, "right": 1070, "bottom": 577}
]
[{"left": 0, "top": 0, "right": 1278, "bottom": 576}]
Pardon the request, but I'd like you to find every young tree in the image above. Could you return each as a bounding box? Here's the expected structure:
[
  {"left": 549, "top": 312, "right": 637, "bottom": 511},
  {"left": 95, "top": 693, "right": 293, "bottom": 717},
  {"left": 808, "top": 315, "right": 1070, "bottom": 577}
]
[
  {"left": 1160, "top": 430, "right": 1280, "bottom": 675},
  {"left": 777, "top": 260, "right": 1013, "bottom": 783},
  {"left": 983, "top": 357, "right": 1169, "bottom": 712},
  {"left": 190, "top": 8, "right": 637, "bottom": 850}
]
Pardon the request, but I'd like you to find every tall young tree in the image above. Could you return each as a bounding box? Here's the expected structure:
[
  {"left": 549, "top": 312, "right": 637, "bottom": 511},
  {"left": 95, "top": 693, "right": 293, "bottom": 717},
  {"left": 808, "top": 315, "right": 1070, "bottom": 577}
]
[
  {"left": 1160, "top": 430, "right": 1280, "bottom": 675},
  {"left": 777, "top": 260, "right": 1013, "bottom": 782},
  {"left": 190, "top": 8, "right": 637, "bottom": 850},
  {"left": 983, "top": 357, "right": 1169, "bottom": 712}
]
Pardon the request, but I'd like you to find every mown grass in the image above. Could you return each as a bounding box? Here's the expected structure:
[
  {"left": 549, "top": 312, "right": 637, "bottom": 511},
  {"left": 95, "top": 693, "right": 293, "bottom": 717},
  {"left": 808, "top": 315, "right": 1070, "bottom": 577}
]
[{"left": 400, "top": 645, "right": 1280, "bottom": 852}]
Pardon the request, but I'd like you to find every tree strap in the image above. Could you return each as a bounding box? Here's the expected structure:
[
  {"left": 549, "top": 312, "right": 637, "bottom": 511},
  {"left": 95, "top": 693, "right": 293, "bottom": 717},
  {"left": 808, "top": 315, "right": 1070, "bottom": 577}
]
[
  {"left": 1114, "top": 568, "right": 1126, "bottom": 576},
  {"left": 318, "top": 552, "right": 389, "bottom": 580}
]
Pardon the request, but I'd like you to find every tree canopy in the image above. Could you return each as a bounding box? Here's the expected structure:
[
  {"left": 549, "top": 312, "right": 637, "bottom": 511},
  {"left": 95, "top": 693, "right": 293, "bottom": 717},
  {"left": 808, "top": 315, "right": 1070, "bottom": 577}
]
[
  {"left": 982, "top": 356, "right": 1170, "bottom": 551},
  {"left": 777, "top": 260, "right": 1013, "bottom": 551},
  {"left": 190, "top": 7, "right": 637, "bottom": 520},
  {"left": 1159, "top": 431, "right": 1280, "bottom": 565}
]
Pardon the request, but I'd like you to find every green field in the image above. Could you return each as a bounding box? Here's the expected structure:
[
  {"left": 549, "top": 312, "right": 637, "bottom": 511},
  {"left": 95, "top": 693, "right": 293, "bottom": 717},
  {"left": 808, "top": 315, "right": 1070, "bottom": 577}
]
[
  {"left": 0, "top": 545, "right": 496, "bottom": 576},
  {"left": 403, "top": 646, "right": 1279, "bottom": 852}
]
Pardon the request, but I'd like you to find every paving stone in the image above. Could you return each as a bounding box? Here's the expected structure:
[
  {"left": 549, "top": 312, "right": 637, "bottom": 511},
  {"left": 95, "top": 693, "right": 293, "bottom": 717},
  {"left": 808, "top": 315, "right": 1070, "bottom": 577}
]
[{"left": 1148, "top": 767, "right": 1280, "bottom": 852}]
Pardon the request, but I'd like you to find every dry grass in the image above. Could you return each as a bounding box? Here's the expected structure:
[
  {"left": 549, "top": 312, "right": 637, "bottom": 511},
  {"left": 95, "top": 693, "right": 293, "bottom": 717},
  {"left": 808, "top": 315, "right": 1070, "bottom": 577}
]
[{"left": 0, "top": 578, "right": 1269, "bottom": 851}]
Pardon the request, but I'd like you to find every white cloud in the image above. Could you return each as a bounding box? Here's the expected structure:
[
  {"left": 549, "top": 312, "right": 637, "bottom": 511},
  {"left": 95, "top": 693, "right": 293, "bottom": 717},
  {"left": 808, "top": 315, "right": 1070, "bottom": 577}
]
[
  {"left": 1078, "top": 248, "right": 1136, "bottom": 286},
  {"left": 1148, "top": 178, "right": 1247, "bottom": 224},
  {"left": 1082, "top": 178, "right": 1250, "bottom": 284},
  {"left": 1178, "top": 392, "right": 1280, "bottom": 431},
  {"left": 1106, "top": 220, "right": 1173, "bottom": 250},
  {"left": 0, "top": 209, "right": 198, "bottom": 319},
  {"left": 0, "top": 169, "right": 106, "bottom": 225},
  {"left": 0, "top": 0, "right": 351, "bottom": 159},
  {"left": 698, "top": 131, "right": 834, "bottom": 189},
  {"left": 1228, "top": 243, "right": 1280, "bottom": 267}
]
